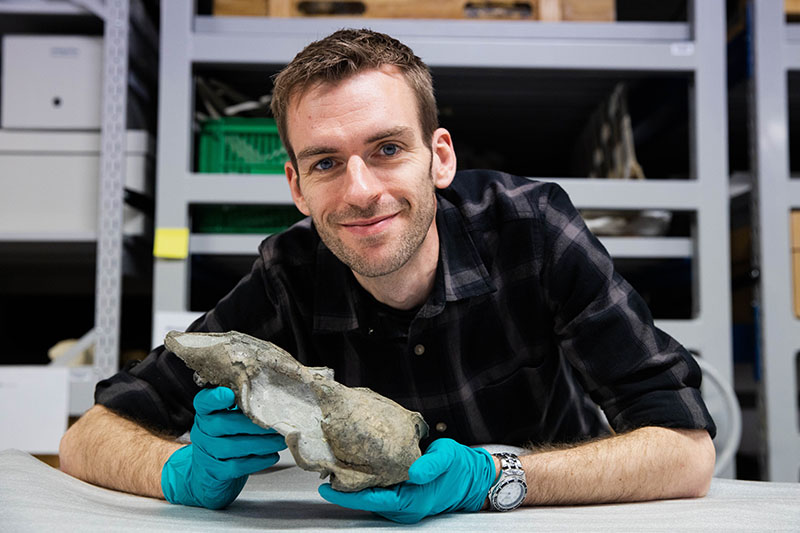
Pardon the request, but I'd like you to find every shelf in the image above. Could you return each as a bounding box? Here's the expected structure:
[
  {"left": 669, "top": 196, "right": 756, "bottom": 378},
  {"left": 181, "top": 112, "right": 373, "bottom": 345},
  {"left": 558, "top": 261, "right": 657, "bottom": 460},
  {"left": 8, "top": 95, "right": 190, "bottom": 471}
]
[
  {"left": 196, "top": 16, "right": 691, "bottom": 41},
  {"left": 0, "top": 1, "right": 88, "bottom": 15},
  {"left": 181, "top": 174, "right": 703, "bottom": 210},
  {"left": 185, "top": 174, "right": 293, "bottom": 204},
  {"left": 0, "top": 232, "right": 98, "bottom": 243},
  {"left": 545, "top": 179, "right": 703, "bottom": 210},
  {"left": 190, "top": 233, "right": 266, "bottom": 255},
  {"left": 193, "top": 16, "right": 696, "bottom": 71},
  {"left": 0, "top": 231, "right": 147, "bottom": 245},
  {"left": 0, "top": 0, "right": 101, "bottom": 35},
  {"left": 189, "top": 233, "right": 692, "bottom": 259},
  {"left": 599, "top": 236, "right": 692, "bottom": 258}
]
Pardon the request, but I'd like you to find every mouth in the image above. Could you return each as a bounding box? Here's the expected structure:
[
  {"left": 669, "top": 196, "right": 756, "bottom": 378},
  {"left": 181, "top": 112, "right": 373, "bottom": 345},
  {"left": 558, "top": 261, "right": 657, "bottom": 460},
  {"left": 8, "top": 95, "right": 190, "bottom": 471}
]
[{"left": 340, "top": 213, "right": 398, "bottom": 236}]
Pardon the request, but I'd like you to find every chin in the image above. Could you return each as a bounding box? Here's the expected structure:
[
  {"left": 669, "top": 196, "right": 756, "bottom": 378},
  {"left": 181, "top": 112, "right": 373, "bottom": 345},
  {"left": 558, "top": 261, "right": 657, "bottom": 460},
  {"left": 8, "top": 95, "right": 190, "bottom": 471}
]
[{"left": 349, "top": 251, "right": 408, "bottom": 278}]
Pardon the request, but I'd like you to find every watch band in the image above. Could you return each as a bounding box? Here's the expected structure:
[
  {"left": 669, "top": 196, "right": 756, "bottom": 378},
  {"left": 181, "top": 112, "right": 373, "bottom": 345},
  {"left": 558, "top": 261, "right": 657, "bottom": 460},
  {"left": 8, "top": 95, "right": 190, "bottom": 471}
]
[{"left": 488, "top": 452, "right": 527, "bottom": 512}]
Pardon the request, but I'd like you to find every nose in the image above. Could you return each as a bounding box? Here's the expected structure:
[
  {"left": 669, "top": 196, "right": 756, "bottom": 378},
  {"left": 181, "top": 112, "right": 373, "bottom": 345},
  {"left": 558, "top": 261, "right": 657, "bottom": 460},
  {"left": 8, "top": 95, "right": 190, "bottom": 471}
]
[{"left": 342, "top": 155, "right": 381, "bottom": 207}]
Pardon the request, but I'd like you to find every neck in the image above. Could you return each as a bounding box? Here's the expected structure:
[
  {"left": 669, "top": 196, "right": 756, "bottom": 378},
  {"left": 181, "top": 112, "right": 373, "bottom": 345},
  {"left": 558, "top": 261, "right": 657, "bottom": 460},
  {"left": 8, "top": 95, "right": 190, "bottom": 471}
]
[{"left": 353, "top": 220, "right": 439, "bottom": 311}]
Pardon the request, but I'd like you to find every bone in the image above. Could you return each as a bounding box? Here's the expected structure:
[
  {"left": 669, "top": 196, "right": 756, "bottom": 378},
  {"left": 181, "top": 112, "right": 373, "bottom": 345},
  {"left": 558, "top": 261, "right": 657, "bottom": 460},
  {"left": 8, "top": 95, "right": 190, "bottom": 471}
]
[{"left": 165, "top": 330, "right": 428, "bottom": 491}]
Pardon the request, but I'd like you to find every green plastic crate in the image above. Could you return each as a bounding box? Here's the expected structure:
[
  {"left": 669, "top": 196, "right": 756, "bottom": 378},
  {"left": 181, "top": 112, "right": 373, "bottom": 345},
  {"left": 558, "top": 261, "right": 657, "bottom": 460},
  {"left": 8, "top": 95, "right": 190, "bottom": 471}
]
[
  {"left": 198, "top": 117, "right": 288, "bottom": 174},
  {"left": 193, "top": 205, "right": 305, "bottom": 234}
]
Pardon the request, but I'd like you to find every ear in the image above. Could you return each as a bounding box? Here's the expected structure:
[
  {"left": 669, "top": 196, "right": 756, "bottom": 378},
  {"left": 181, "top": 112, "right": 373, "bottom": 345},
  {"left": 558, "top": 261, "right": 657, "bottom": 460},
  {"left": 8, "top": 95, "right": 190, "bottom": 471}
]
[
  {"left": 285, "top": 160, "right": 311, "bottom": 216},
  {"left": 430, "top": 127, "right": 456, "bottom": 189}
]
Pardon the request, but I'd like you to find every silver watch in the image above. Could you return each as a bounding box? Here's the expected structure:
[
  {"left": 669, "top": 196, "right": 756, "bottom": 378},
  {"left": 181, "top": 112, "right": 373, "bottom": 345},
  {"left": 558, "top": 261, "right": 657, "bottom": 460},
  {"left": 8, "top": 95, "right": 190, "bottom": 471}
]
[{"left": 488, "top": 452, "right": 527, "bottom": 512}]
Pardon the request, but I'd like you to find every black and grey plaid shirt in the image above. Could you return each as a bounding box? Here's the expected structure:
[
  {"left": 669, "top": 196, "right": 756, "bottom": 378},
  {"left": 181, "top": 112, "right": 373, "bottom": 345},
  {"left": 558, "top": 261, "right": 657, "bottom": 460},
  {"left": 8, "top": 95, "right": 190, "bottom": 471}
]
[{"left": 96, "top": 170, "right": 715, "bottom": 447}]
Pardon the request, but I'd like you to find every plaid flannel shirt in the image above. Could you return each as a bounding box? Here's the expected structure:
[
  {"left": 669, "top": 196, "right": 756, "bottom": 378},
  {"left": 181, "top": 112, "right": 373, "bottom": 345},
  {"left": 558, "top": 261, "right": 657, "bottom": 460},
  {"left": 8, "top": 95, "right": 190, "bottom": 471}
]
[{"left": 96, "top": 169, "right": 715, "bottom": 447}]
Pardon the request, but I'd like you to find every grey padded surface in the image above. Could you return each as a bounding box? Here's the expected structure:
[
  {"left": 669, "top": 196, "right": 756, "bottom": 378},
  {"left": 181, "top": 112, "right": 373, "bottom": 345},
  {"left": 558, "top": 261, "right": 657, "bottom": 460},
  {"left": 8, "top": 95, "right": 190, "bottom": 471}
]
[{"left": 1, "top": 448, "right": 798, "bottom": 531}]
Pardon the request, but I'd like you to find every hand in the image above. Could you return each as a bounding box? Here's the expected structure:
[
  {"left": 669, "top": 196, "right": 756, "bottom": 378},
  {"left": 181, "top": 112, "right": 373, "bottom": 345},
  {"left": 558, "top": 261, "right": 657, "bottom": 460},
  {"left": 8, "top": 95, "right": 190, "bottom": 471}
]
[
  {"left": 161, "top": 386, "right": 287, "bottom": 509},
  {"left": 318, "top": 438, "right": 496, "bottom": 524}
]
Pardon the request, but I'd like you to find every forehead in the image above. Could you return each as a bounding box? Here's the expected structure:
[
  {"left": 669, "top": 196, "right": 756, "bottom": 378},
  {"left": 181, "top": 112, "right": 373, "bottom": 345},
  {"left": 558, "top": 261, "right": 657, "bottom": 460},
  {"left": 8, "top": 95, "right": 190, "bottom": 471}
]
[{"left": 285, "top": 66, "right": 421, "bottom": 147}]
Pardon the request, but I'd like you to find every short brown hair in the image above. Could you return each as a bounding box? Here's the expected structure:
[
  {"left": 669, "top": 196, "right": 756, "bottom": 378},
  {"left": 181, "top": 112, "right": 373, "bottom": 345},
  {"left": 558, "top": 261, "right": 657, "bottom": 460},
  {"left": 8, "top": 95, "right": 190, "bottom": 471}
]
[{"left": 270, "top": 28, "right": 438, "bottom": 166}]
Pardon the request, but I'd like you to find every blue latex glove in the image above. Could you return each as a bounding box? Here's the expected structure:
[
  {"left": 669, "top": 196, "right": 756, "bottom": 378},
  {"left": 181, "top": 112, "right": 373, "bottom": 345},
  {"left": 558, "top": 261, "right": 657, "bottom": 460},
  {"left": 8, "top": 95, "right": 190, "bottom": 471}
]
[
  {"left": 161, "top": 386, "right": 287, "bottom": 509},
  {"left": 318, "top": 438, "right": 496, "bottom": 524}
]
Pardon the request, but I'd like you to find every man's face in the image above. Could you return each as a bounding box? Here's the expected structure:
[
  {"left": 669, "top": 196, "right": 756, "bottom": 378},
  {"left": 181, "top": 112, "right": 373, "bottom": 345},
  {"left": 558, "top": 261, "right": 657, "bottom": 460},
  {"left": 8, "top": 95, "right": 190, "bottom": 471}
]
[{"left": 284, "top": 66, "right": 453, "bottom": 278}]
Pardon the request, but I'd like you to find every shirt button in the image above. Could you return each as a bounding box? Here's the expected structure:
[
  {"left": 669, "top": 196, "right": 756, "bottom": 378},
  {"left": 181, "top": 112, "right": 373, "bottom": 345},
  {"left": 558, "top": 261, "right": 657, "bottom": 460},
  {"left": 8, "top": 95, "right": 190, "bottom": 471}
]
[
  {"left": 413, "top": 344, "right": 425, "bottom": 355},
  {"left": 435, "top": 422, "right": 447, "bottom": 433}
]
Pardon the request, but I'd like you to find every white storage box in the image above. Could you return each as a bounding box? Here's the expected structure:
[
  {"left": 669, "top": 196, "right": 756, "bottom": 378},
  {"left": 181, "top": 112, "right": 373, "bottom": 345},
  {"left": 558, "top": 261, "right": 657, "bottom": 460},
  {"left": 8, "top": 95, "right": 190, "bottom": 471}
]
[
  {"left": 0, "top": 130, "right": 151, "bottom": 236},
  {"left": 0, "top": 366, "right": 69, "bottom": 454},
  {"left": 2, "top": 35, "right": 103, "bottom": 129}
]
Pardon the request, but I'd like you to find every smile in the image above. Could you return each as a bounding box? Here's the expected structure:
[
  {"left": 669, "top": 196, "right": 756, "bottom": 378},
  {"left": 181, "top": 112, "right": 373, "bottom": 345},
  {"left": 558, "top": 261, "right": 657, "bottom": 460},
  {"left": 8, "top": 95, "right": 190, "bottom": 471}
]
[{"left": 340, "top": 213, "right": 398, "bottom": 236}]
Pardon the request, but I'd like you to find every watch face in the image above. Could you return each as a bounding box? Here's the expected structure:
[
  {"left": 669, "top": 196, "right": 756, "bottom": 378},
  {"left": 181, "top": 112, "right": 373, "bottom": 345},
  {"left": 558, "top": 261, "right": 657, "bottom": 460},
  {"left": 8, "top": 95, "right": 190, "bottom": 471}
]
[{"left": 497, "top": 481, "right": 525, "bottom": 509}]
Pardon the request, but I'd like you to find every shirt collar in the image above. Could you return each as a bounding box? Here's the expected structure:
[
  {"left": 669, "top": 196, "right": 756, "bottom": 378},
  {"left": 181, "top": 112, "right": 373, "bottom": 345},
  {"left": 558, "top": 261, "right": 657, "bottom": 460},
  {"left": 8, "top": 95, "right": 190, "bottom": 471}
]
[
  {"left": 311, "top": 193, "right": 496, "bottom": 333},
  {"left": 433, "top": 192, "right": 496, "bottom": 303}
]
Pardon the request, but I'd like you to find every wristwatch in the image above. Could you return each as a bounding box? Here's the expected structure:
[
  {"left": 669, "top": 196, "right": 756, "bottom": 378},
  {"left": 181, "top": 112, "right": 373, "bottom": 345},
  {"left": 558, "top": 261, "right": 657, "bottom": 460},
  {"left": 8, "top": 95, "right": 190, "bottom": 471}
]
[{"left": 487, "top": 452, "right": 527, "bottom": 512}]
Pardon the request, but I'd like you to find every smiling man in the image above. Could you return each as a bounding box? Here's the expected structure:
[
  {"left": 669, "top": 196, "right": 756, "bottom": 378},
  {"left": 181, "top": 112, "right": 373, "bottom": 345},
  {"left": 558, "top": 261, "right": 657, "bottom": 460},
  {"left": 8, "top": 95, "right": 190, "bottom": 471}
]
[
  {"left": 283, "top": 63, "right": 453, "bottom": 309},
  {"left": 59, "top": 29, "right": 716, "bottom": 523}
]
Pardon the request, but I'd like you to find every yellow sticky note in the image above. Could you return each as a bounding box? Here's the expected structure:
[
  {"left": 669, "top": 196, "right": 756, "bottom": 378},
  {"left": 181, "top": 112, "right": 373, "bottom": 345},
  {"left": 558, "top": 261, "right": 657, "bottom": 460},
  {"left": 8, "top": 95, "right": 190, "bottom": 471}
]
[{"left": 154, "top": 227, "right": 190, "bottom": 259}]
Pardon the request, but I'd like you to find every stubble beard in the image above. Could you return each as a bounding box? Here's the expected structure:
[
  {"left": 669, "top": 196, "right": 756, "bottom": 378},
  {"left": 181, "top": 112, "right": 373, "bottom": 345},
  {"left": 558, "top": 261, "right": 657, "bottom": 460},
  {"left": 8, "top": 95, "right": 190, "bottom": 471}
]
[{"left": 314, "top": 170, "right": 437, "bottom": 279}]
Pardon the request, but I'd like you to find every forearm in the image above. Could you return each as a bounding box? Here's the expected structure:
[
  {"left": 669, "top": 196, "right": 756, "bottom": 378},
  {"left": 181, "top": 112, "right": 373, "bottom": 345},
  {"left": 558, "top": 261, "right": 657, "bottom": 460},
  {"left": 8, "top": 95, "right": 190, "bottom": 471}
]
[
  {"left": 59, "top": 404, "right": 183, "bottom": 499},
  {"left": 514, "top": 427, "right": 714, "bottom": 506}
]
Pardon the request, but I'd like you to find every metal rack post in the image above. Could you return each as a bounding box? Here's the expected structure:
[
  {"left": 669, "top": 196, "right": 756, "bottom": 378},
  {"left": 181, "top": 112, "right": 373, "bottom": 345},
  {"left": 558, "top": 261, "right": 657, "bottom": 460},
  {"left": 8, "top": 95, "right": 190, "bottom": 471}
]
[
  {"left": 751, "top": 0, "right": 800, "bottom": 482},
  {"left": 93, "top": 0, "right": 129, "bottom": 380}
]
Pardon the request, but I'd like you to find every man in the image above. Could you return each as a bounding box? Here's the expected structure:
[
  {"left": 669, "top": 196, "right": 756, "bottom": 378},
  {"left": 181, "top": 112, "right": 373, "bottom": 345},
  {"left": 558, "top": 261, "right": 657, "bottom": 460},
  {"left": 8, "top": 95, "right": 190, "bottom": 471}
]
[{"left": 59, "top": 29, "right": 715, "bottom": 523}]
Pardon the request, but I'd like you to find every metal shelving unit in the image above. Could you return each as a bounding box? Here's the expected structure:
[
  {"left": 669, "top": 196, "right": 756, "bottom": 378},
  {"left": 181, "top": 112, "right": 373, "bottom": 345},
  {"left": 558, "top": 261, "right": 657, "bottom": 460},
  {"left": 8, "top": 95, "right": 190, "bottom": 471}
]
[
  {"left": 0, "top": 0, "right": 134, "bottom": 415},
  {"left": 751, "top": 0, "right": 800, "bottom": 482},
  {"left": 156, "top": 0, "right": 732, "bottom": 472}
]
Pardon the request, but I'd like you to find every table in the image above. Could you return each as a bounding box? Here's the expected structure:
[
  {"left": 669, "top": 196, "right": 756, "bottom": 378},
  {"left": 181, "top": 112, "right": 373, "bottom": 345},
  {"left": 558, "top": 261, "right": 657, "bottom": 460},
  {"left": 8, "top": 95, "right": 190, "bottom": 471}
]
[{"left": 1, "top": 448, "right": 798, "bottom": 531}]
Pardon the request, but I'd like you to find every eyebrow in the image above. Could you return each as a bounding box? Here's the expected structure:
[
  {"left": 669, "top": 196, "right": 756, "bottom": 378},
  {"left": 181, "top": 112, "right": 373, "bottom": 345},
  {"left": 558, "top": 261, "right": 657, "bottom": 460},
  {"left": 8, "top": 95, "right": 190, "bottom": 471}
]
[
  {"left": 295, "top": 126, "right": 416, "bottom": 163},
  {"left": 296, "top": 145, "right": 338, "bottom": 163},
  {"left": 365, "top": 126, "right": 415, "bottom": 144}
]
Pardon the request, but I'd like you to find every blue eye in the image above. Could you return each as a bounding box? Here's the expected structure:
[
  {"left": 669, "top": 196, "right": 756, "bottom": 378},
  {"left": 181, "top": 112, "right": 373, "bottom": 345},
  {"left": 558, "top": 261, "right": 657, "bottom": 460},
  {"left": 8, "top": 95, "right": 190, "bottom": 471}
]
[
  {"left": 381, "top": 144, "right": 398, "bottom": 156},
  {"left": 315, "top": 158, "right": 334, "bottom": 171}
]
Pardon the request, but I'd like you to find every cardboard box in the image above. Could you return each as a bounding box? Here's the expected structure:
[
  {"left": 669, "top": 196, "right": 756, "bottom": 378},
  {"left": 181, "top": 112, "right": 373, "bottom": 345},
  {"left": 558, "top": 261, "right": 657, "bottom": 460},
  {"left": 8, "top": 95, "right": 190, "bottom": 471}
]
[
  {"left": 541, "top": 0, "right": 615, "bottom": 22},
  {"left": 2, "top": 35, "right": 103, "bottom": 129},
  {"left": 789, "top": 211, "right": 799, "bottom": 318},
  {"left": 217, "top": 0, "right": 614, "bottom": 21},
  {"left": 270, "top": 0, "right": 538, "bottom": 19},
  {"left": 214, "top": 0, "right": 269, "bottom": 16},
  {"left": 0, "top": 130, "right": 151, "bottom": 236}
]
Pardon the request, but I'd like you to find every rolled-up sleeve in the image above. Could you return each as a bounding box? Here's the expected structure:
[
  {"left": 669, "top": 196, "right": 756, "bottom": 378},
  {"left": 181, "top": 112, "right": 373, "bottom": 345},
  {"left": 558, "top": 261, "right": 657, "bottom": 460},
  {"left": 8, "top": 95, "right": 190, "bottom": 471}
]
[{"left": 539, "top": 183, "right": 716, "bottom": 437}]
